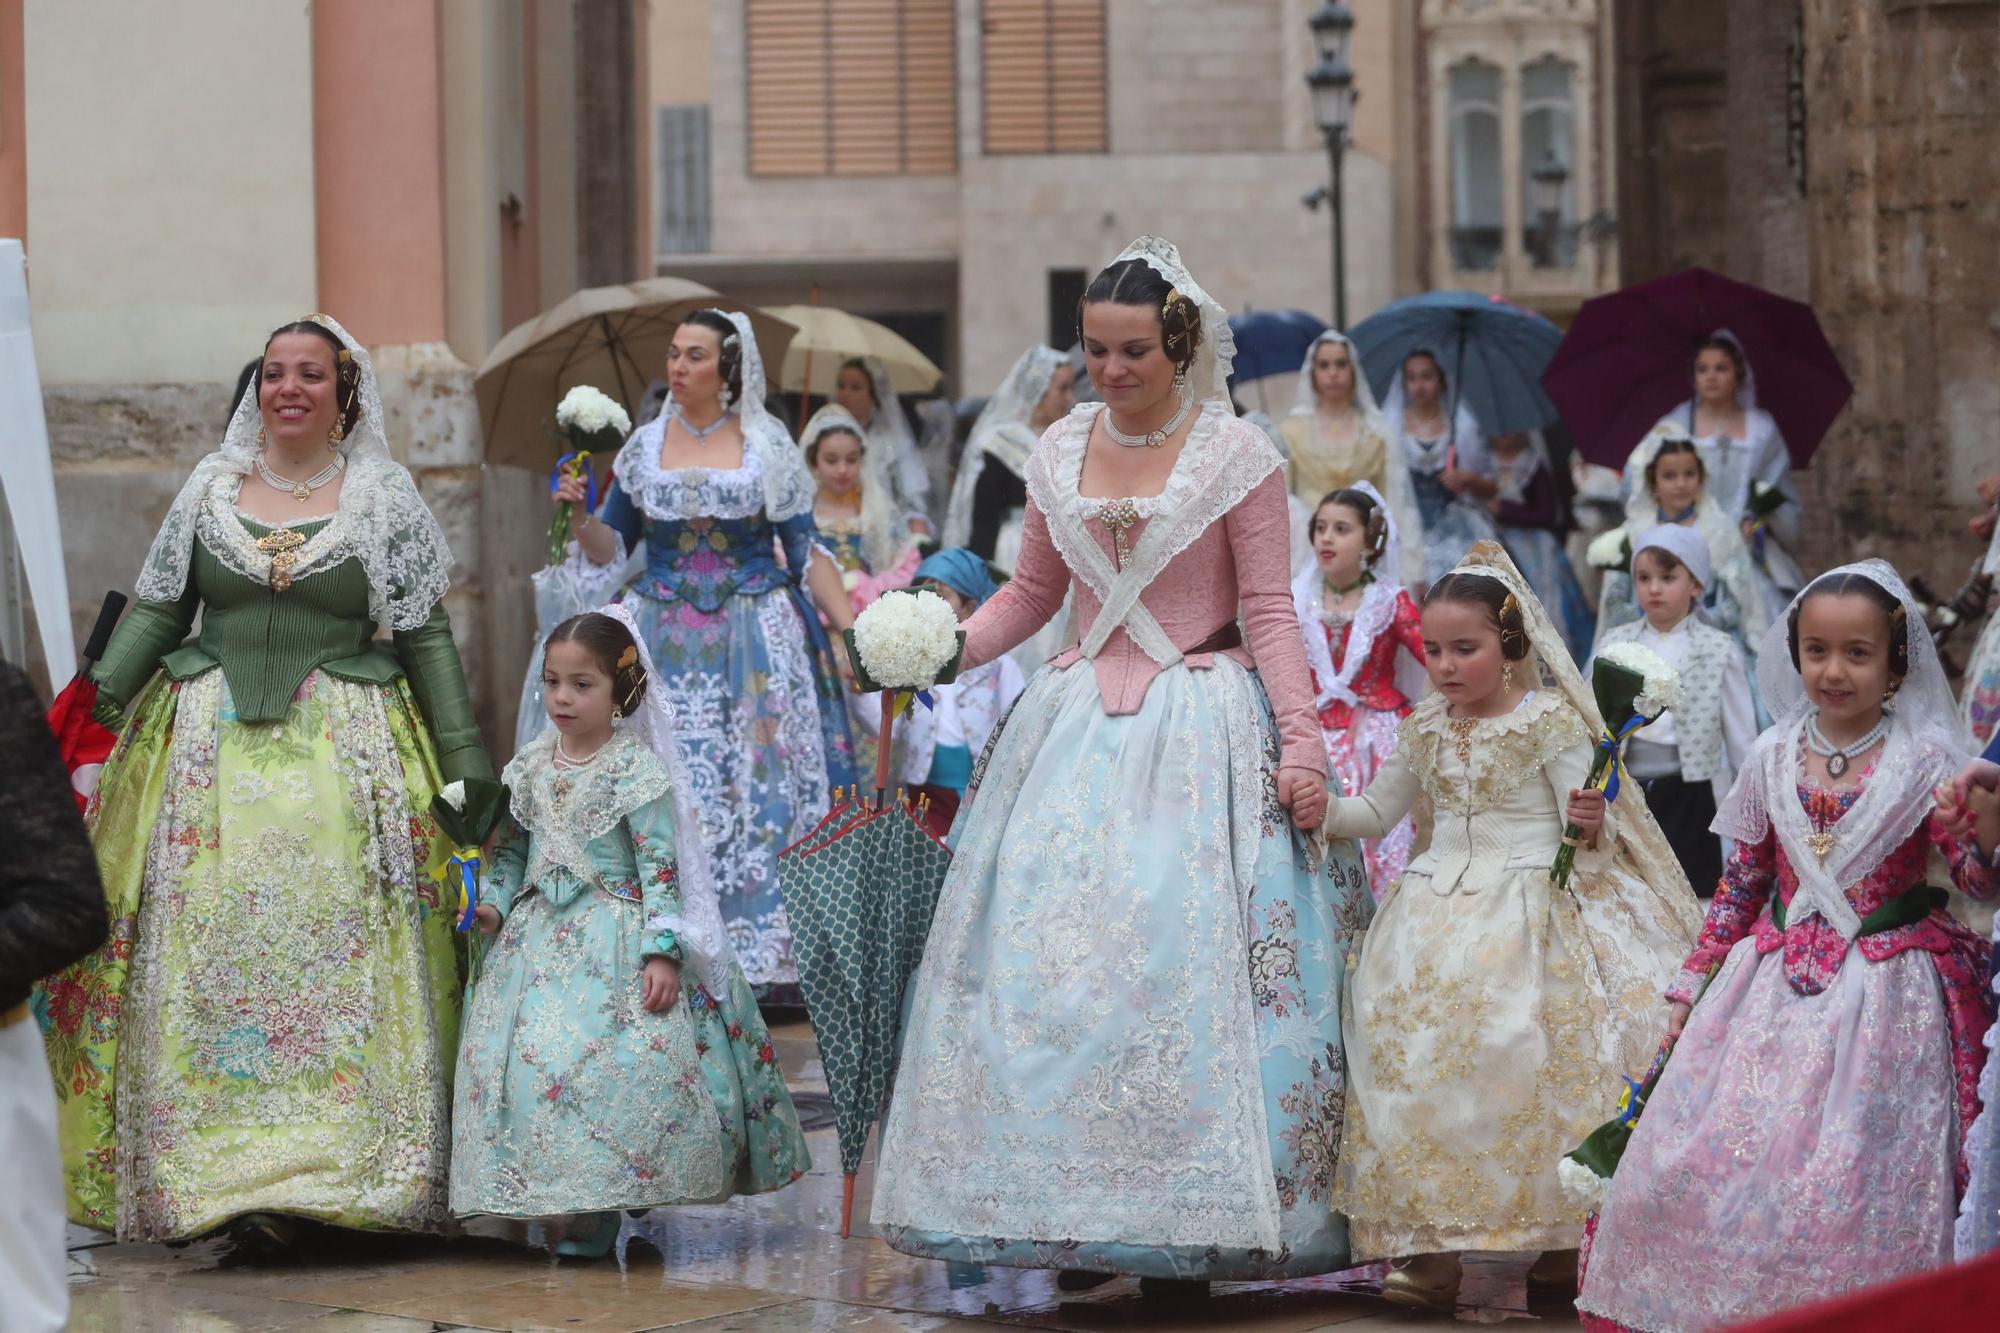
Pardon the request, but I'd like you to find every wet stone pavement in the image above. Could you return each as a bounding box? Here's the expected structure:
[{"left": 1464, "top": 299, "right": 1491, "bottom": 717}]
[{"left": 65, "top": 1019, "right": 1583, "bottom": 1333}]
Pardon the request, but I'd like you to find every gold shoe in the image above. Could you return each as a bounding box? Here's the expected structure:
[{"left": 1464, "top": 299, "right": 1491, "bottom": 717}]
[{"left": 1380, "top": 1252, "right": 1461, "bottom": 1313}]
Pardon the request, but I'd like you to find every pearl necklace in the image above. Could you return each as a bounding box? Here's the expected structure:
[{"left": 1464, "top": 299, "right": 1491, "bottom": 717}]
[
  {"left": 554, "top": 734, "right": 607, "bottom": 769},
  {"left": 679, "top": 407, "right": 735, "bottom": 444},
  {"left": 1804, "top": 709, "right": 1889, "bottom": 779},
  {"left": 256, "top": 452, "right": 344, "bottom": 502},
  {"left": 1104, "top": 397, "right": 1192, "bottom": 449}
]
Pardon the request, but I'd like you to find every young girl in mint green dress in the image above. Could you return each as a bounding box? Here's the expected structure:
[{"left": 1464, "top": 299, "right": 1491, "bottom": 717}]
[{"left": 449, "top": 608, "right": 809, "bottom": 1256}]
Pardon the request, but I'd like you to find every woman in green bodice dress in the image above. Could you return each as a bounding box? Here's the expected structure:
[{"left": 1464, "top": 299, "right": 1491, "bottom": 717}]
[{"left": 37, "top": 315, "right": 492, "bottom": 1252}]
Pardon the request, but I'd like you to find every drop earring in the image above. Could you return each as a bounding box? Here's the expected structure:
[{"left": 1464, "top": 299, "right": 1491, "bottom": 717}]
[
  {"left": 256, "top": 425, "right": 267, "bottom": 449},
  {"left": 1502, "top": 659, "right": 1516, "bottom": 691},
  {"left": 328, "top": 417, "right": 344, "bottom": 452}
]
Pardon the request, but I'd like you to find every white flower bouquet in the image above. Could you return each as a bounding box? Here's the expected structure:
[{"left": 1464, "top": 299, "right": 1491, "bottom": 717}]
[
  {"left": 1587, "top": 526, "right": 1633, "bottom": 572},
  {"left": 1549, "top": 642, "right": 1682, "bottom": 893},
  {"left": 846, "top": 589, "right": 964, "bottom": 694},
  {"left": 555, "top": 385, "right": 632, "bottom": 438},
  {"left": 547, "top": 386, "right": 632, "bottom": 564}
]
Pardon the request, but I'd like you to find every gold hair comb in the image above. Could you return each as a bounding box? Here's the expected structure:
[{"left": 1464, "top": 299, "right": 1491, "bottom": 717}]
[{"left": 616, "top": 645, "right": 638, "bottom": 669}]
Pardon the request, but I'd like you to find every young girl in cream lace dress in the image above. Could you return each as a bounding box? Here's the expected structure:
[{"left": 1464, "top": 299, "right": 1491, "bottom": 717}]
[{"left": 1324, "top": 541, "right": 1702, "bottom": 1312}]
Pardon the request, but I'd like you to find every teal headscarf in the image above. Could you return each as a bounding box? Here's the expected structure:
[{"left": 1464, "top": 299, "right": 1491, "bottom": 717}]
[{"left": 914, "top": 548, "right": 1000, "bottom": 609}]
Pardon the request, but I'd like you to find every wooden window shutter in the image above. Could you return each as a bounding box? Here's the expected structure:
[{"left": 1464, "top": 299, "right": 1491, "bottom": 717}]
[
  {"left": 982, "top": 0, "right": 1106, "bottom": 155},
  {"left": 746, "top": 0, "right": 959, "bottom": 177}
]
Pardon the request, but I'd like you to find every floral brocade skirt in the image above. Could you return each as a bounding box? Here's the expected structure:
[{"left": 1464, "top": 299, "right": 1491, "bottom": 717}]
[
  {"left": 449, "top": 886, "right": 809, "bottom": 1218},
  {"left": 871, "top": 657, "right": 1375, "bottom": 1280},
  {"left": 38, "top": 668, "right": 460, "bottom": 1240}
]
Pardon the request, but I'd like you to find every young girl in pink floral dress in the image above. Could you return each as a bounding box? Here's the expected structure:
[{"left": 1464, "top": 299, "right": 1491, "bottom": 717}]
[
  {"left": 1291, "top": 483, "right": 1426, "bottom": 891},
  {"left": 1578, "top": 561, "right": 1999, "bottom": 1331}
]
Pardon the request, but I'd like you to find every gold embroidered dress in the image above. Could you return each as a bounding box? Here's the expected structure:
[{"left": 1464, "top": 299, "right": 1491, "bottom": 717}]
[{"left": 1328, "top": 689, "right": 1698, "bottom": 1258}]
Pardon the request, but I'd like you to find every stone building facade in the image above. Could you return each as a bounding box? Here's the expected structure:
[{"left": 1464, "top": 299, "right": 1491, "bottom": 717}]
[
  {"left": 1613, "top": 0, "right": 1998, "bottom": 593},
  {"left": 3, "top": 0, "right": 652, "bottom": 739}
]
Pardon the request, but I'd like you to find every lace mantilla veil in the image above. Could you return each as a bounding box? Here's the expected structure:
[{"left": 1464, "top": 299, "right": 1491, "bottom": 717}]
[
  {"left": 1445, "top": 541, "right": 1702, "bottom": 932},
  {"left": 613, "top": 308, "right": 815, "bottom": 524},
  {"left": 1291, "top": 480, "right": 1426, "bottom": 712},
  {"left": 939, "top": 343, "right": 1067, "bottom": 548},
  {"left": 856, "top": 355, "right": 926, "bottom": 511},
  {"left": 1714, "top": 560, "right": 1970, "bottom": 941},
  {"left": 801, "top": 403, "right": 908, "bottom": 573},
  {"left": 583, "top": 601, "right": 736, "bottom": 992},
  {"left": 134, "top": 313, "right": 453, "bottom": 630},
  {"left": 1291, "top": 329, "right": 1425, "bottom": 587}
]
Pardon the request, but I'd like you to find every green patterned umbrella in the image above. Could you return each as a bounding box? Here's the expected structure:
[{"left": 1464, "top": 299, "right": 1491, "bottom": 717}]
[{"left": 779, "top": 694, "right": 954, "bottom": 1237}]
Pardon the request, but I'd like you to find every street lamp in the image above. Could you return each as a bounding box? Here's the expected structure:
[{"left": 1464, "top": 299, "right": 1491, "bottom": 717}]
[
  {"left": 1530, "top": 151, "right": 1569, "bottom": 269},
  {"left": 1305, "top": 3, "right": 1356, "bottom": 330}
]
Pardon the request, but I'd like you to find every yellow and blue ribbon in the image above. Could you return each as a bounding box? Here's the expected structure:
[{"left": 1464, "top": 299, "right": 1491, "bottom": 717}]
[
  {"left": 548, "top": 451, "right": 598, "bottom": 508},
  {"left": 1592, "top": 713, "right": 1648, "bottom": 804},
  {"left": 430, "top": 845, "right": 482, "bottom": 932}
]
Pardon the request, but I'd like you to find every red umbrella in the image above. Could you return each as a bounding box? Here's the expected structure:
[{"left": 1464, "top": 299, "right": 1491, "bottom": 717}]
[
  {"left": 46, "top": 593, "right": 127, "bottom": 813},
  {"left": 1540, "top": 267, "right": 1853, "bottom": 470}
]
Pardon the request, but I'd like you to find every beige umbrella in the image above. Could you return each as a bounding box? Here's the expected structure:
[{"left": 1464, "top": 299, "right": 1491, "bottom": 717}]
[
  {"left": 766, "top": 304, "right": 944, "bottom": 398},
  {"left": 474, "top": 277, "right": 798, "bottom": 468}
]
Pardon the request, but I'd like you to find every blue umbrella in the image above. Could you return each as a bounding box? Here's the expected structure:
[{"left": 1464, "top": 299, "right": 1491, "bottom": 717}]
[
  {"left": 1348, "top": 291, "right": 1563, "bottom": 438},
  {"left": 1227, "top": 308, "right": 1331, "bottom": 383}
]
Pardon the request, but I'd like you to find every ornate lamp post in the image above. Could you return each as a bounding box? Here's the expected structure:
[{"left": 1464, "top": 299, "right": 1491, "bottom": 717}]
[{"left": 1304, "top": 3, "right": 1357, "bottom": 329}]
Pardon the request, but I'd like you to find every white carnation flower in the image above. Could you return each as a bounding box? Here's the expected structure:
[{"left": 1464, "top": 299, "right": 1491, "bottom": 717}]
[
  {"left": 439, "top": 780, "right": 466, "bottom": 812},
  {"left": 1587, "top": 527, "right": 1630, "bottom": 570},
  {"left": 1557, "top": 1155, "right": 1610, "bottom": 1213},
  {"left": 1598, "top": 640, "right": 1684, "bottom": 718},
  {"left": 851, "top": 589, "right": 961, "bottom": 689},
  {"left": 555, "top": 385, "right": 632, "bottom": 437}
]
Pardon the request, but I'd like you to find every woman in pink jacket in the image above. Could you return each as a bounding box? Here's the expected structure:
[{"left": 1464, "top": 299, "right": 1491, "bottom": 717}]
[{"left": 869, "top": 237, "right": 1374, "bottom": 1297}]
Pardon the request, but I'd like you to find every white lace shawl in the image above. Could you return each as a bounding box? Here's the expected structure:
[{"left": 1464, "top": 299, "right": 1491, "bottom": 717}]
[
  {"left": 134, "top": 314, "right": 452, "bottom": 631},
  {"left": 611, "top": 308, "right": 814, "bottom": 526},
  {"left": 511, "top": 604, "right": 737, "bottom": 992},
  {"left": 940, "top": 344, "right": 1067, "bottom": 548},
  {"left": 801, "top": 403, "right": 909, "bottom": 572},
  {"left": 1291, "top": 480, "right": 1410, "bottom": 712},
  {"left": 1713, "top": 560, "right": 1971, "bottom": 941},
  {"left": 1026, "top": 403, "right": 1281, "bottom": 669}
]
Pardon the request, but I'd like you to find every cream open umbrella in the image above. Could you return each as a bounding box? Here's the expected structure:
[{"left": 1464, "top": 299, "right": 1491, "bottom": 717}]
[
  {"left": 766, "top": 304, "right": 944, "bottom": 398},
  {"left": 474, "top": 277, "right": 798, "bottom": 467}
]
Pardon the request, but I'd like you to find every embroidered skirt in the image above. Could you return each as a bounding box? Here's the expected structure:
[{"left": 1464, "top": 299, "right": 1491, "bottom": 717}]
[
  {"left": 872, "top": 657, "right": 1374, "bottom": 1279},
  {"left": 40, "top": 669, "right": 458, "bottom": 1240}
]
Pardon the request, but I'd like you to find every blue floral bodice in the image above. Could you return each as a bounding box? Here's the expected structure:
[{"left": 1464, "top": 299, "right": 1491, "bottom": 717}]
[{"left": 598, "top": 456, "right": 822, "bottom": 614}]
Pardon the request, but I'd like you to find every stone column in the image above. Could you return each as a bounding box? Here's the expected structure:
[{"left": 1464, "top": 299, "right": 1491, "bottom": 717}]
[{"left": 1795, "top": 0, "right": 2000, "bottom": 587}]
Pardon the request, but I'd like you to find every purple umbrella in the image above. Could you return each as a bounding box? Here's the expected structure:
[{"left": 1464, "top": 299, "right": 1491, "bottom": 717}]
[{"left": 1541, "top": 267, "right": 1852, "bottom": 470}]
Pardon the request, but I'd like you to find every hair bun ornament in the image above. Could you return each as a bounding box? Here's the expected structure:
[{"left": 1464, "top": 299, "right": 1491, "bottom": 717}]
[{"left": 616, "top": 644, "right": 638, "bottom": 670}]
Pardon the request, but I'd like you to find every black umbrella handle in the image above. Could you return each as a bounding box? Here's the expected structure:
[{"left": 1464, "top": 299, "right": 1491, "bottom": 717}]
[{"left": 79, "top": 591, "right": 127, "bottom": 676}]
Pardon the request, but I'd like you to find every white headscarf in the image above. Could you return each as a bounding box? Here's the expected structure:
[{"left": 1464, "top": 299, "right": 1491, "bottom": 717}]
[
  {"left": 1621, "top": 420, "right": 1771, "bottom": 636},
  {"left": 134, "top": 314, "right": 453, "bottom": 630},
  {"left": 612, "top": 308, "right": 815, "bottom": 524},
  {"left": 851, "top": 354, "right": 929, "bottom": 513},
  {"left": 1290, "top": 329, "right": 1387, "bottom": 431},
  {"left": 940, "top": 344, "right": 1067, "bottom": 548},
  {"left": 1716, "top": 561, "right": 1971, "bottom": 941},
  {"left": 801, "top": 403, "right": 909, "bottom": 573},
  {"left": 1632, "top": 522, "right": 1714, "bottom": 593},
  {"left": 1291, "top": 480, "right": 1424, "bottom": 711}
]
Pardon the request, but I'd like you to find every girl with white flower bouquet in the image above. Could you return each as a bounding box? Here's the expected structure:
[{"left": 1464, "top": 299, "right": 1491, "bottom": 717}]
[
  {"left": 1591, "top": 525, "right": 1757, "bottom": 898},
  {"left": 1577, "top": 562, "right": 1999, "bottom": 1332},
  {"left": 1322, "top": 540, "right": 1702, "bottom": 1313},
  {"left": 451, "top": 608, "right": 810, "bottom": 1259}
]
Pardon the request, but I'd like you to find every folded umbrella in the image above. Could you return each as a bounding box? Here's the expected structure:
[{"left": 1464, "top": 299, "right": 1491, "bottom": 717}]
[{"left": 1540, "top": 266, "right": 1852, "bottom": 469}]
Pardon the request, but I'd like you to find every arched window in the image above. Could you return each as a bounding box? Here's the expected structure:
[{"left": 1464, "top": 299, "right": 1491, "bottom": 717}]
[
  {"left": 1448, "top": 60, "right": 1503, "bottom": 273},
  {"left": 1521, "top": 57, "right": 1575, "bottom": 269}
]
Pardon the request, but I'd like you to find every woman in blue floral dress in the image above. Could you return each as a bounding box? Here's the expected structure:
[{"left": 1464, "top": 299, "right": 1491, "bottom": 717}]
[{"left": 552, "top": 310, "right": 856, "bottom": 1000}]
